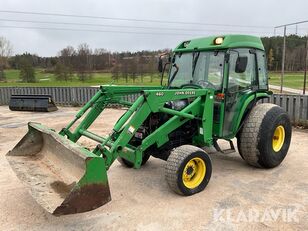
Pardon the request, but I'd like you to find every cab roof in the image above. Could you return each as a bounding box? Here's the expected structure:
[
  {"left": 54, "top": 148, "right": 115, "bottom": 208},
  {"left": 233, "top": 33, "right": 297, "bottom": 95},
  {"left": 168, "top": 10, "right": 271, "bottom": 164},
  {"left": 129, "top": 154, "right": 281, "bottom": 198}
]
[{"left": 173, "top": 34, "right": 264, "bottom": 52}]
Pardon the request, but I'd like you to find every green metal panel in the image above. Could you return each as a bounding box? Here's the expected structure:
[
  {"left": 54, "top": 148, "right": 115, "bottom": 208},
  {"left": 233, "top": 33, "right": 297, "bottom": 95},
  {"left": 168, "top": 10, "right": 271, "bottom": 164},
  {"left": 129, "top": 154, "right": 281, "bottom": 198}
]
[
  {"left": 222, "top": 92, "right": 270, "bottom": 139},
  {"left": 234, "top": 92, "right": 270, "bottom": 132}
]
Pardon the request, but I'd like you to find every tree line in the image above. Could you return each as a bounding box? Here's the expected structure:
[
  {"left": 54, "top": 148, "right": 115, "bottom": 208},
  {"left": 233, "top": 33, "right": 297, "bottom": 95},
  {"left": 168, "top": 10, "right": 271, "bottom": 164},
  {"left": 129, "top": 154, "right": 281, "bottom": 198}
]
[
  {"left": 262, "top": 35, "right": 308, "bottom": 71},
  {"left": 4, "top": 41, "right": 169, "bottom": 83},
  {"left": 0, "top": 35, "right": 307, "bottom": 83}
]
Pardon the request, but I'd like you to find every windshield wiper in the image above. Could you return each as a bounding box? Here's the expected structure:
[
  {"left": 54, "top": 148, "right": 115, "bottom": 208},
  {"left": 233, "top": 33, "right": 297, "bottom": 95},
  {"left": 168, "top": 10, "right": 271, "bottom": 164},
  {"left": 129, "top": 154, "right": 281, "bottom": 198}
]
[{"left": 192, "top": 51, "right": 200, "bottom": 76}]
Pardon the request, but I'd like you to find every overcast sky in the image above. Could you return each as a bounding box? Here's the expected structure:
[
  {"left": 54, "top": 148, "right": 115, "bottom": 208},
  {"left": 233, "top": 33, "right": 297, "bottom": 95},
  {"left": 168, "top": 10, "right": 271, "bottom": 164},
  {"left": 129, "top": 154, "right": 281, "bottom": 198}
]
[{"left": 1, "top": 0, "right": 308, "bottom": 56}]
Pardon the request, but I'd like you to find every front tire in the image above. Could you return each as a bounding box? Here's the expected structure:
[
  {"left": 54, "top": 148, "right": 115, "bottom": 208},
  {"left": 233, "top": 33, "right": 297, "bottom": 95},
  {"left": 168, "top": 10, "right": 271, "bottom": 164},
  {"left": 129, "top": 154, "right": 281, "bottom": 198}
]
[
  {"left": 237, "top": 103, "right": 292, "bottom": 168},
  {"left": 165, "top": 145, "right": 212, "bottom": 195}
]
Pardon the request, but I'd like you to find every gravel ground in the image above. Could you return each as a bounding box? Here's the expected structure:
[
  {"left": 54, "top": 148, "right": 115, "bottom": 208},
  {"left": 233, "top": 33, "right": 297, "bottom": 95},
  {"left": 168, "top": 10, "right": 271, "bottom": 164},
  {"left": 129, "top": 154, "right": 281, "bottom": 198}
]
[{"left": 0, "top": 106, "right": 307, "bottom": 231}]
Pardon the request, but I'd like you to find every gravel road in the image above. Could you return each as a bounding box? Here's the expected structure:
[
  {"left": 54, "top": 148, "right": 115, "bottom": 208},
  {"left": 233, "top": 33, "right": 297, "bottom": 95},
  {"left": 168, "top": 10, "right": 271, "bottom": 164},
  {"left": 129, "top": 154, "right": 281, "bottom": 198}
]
[{"left": 0, "top": 106, "right": 307, "bottom": 231}]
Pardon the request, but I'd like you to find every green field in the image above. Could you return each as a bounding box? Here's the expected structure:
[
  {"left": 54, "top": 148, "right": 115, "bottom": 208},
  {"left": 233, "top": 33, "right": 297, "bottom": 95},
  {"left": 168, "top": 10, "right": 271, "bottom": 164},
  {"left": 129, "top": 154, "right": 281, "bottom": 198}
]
[
  {"left": 1, "top": 69, "right": 162, "bottom": 87},
  {"left": 1, "top": 69, "right": 307, "bottom": 90},
  {"left": 269, "top": 72, "right": 308, "bottom": 90}
]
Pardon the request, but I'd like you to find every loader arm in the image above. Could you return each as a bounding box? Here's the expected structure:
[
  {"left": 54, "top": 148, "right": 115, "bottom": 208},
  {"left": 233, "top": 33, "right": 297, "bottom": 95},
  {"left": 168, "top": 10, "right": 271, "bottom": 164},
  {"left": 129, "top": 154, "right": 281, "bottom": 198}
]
[
  {"left": 59, "top": 87, "right": 214, "bottom": 170},
  {"left": 104, "top": 88, "right": 215, "bottom": 169},
  {"left": 59, "top": 85, "right": 163, "bottom": 142}
]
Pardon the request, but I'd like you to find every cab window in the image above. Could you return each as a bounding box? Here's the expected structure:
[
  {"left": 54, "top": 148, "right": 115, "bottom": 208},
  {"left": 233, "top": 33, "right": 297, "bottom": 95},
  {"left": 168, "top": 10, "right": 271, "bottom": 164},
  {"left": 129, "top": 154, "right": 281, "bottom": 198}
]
[
  {"left": 228, "top": 48, "right": 256, "bottom": 92},
  {"left": 256, "top": 50, "right": 268, "bottom": 90}
]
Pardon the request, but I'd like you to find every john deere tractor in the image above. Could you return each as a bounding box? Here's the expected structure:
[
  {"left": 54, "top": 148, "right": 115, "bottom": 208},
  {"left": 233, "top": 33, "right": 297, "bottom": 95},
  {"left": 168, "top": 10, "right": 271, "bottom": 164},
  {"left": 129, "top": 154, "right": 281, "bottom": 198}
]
[{"left": 6, "top": 35, "right": 292, "bottom": 215}]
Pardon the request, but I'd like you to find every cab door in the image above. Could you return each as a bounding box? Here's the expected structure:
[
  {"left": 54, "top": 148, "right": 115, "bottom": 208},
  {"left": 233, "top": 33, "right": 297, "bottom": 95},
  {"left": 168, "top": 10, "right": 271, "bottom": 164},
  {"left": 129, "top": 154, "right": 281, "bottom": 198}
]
[{"left": 223, "top": 48, "right": 257, "bottom": 137}]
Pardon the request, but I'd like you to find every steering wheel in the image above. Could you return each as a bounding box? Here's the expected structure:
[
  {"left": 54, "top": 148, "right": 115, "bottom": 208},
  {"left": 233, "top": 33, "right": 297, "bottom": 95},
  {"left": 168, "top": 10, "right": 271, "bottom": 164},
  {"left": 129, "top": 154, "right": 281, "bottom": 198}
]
[
  {"left": 180, "top": 83, "right": 203, "bottom": 89},
  {"left": 196, "top": 80, "right": 216, "bottom": 89}
]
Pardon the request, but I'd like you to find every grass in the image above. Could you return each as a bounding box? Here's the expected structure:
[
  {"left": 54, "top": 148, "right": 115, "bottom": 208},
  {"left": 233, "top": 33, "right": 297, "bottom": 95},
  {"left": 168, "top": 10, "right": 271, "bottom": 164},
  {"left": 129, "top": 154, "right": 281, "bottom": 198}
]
[
  {"left": 1, "top": 69, "right": 162, "bottom": 87},
  {"left": 269, "top": 72, "right": 308, "bottom": 90},
  {"left": 1, "top": 69, "right": 307, "bottom": 90}
]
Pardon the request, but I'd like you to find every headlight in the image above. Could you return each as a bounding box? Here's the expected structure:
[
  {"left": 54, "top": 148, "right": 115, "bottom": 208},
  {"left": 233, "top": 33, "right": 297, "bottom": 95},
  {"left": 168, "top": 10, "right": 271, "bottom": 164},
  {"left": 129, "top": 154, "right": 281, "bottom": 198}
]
[{"left": 214, "top": 37, "right": 224, "bottom": 45}]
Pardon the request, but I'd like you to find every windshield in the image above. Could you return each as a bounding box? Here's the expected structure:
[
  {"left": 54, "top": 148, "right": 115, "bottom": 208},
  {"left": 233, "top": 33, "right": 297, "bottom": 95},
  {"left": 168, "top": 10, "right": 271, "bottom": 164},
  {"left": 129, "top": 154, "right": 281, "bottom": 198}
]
[{"left": 169, "top": 51, "right": 225, "bottom": 89}]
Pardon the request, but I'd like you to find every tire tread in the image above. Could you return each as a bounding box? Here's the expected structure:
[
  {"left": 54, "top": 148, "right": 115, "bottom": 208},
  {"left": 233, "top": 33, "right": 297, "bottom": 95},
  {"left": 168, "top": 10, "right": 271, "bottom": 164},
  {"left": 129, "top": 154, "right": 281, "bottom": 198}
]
[
  {"left": 239, "top": 103, "right": 276, "bottom": 167},
  {"left": 165, "top": 145, "right": 204, "bottom": 195}
]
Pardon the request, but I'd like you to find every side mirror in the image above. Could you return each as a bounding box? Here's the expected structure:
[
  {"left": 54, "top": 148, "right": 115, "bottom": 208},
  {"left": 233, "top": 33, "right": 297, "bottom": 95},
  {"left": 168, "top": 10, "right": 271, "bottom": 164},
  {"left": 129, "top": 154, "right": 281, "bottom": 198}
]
[
  {"left": 235, "top": 56, "right": 248, "bottom": 73},
  {"left": 158, "top": 52, "right": 171, "bottom": 72},
  {"left": 158, "top": 58, "right": 163, "bottom": 72}
]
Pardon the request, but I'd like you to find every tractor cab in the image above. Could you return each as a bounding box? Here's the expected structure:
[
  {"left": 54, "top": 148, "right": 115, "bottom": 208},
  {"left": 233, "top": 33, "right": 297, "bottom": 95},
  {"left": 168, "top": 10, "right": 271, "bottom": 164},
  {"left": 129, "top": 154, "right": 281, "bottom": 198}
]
[{"left": 160, "top": 35, "right": 270, "bottom": 138}]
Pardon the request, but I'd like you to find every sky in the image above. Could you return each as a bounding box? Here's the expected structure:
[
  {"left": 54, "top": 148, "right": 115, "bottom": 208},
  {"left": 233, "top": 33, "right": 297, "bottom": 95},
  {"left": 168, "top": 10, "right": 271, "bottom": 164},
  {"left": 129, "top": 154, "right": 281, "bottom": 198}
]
[{"left": 0, "top": 0, "right": 308, "bottom": 56}]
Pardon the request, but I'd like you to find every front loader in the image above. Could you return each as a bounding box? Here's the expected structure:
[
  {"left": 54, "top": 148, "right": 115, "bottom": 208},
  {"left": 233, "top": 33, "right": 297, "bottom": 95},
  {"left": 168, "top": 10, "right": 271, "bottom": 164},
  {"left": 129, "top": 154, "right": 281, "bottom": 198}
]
[{"left": 6, "top": 35, "right": 292, "bottom": 215}]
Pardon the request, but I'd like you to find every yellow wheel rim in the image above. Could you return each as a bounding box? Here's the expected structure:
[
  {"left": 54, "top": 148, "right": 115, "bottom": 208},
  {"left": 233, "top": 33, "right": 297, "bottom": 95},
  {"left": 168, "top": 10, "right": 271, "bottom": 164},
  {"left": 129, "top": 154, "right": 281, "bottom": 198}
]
[
  {"left": 182, "top": 157, "right": 206, "bottom": 189},
  {"left": 272, "top": 125, "right": 285, "bottom": 152}
]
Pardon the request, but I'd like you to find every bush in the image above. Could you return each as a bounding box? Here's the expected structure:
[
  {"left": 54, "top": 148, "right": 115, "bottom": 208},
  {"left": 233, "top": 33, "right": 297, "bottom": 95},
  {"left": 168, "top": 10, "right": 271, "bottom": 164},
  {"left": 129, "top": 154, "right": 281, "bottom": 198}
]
[
  {"left": 77, "top": 71, "right": 92, "bottom": 82},
  {"left": 0, "top": 69, "right": 6, "bottom": 81},
  {"left": 54, "top": 63, "right": 72, "bottom": 81},
  {"left": 19, "top": 58, "right": 35, "bottom": 82}
]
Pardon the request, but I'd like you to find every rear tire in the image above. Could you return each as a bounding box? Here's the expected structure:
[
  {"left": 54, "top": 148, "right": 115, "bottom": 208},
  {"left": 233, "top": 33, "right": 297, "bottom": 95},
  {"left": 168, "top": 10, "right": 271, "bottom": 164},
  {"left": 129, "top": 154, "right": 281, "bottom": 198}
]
[
  {"left": 237, "top": 103, "right": 292, "bottom": 168},
  {"left": 165, "top": 145, "right": 212, "bottom": 195},
  {"left": 236, "top": 137, "right": 244, "bottom": 159}
]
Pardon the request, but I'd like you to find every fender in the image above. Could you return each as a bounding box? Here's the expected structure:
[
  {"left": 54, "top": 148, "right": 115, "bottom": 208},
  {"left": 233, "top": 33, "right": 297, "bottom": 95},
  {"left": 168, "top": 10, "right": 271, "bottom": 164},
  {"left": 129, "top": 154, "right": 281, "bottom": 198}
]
[{"left": 235, "top": 92, "right": 270, "bottom": 135}]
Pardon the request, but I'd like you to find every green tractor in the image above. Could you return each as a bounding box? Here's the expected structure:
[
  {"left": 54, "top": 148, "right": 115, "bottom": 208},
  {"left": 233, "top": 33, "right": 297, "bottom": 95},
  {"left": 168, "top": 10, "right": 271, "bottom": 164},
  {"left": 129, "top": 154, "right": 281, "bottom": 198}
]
[{"left": 6, "top": 35, "right": 292, "bottom": 215}]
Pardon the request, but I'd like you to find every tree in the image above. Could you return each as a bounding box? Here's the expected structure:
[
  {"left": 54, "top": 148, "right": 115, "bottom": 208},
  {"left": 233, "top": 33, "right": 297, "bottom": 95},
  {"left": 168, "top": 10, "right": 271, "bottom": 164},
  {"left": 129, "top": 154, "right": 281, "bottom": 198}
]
[
  {"left": 129, "top": 58, "right": 138, "bottom": 83},
  {"left": 54, "top": 62, "right": 72, "bottom": 81},
  {"left": 148, "top": 55, "right": 158, "bottom": 83},
  {"left": 268, "top": 48, "right": 275, "bottom": 71},
  {"left": 56, "top": 46, "right": 75, "bottom": 80},
  {"left": 59, "top": 46, "right": 75, "bottom": 71},
  {"left": 93, "top": 48, "right": 110, "bottom": 70},
  {"left": 0, "top": 37, "right": 13, "bottom": 81},
  {"left": 111, "top": 63, "right": 120, "bottom": 82},
  {"left": 121, "top": 57, "right": 130, "bottom": 83},
  {"left": 76, "top": 43, "right": 93, "bottom": 81},
  {"left": 19, "top": 55, "right": 35, "bottom": 82},
  {"left": 59, "top": 46, "right": 75, "bottom": 60}
]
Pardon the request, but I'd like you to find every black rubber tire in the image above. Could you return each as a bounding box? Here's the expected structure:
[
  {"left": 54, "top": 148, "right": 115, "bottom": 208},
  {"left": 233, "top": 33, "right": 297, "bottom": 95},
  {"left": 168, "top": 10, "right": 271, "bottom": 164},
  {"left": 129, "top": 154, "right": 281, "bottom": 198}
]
[
  {"left": 236, "top": 137, "right": 243, "bottom": 159},
  {"left": 117, "top": 154, "right": 150, "bottom": 168},
  {"left": 237, "top": 103, "right": 292, "bottom": 168},
  {"left": 165, "top": 145, "right": 212, "bottom": 196}
]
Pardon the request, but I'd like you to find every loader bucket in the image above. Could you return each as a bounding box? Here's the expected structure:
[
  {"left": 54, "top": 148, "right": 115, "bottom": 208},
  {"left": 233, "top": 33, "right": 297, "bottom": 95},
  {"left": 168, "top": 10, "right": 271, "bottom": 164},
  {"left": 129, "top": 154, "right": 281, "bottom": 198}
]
[
  {"left": 6, "top": 122, "right": 111, "bottom": 216},
  {"left": 9, "top": 95, "right": 58, "bottom": 112}
]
